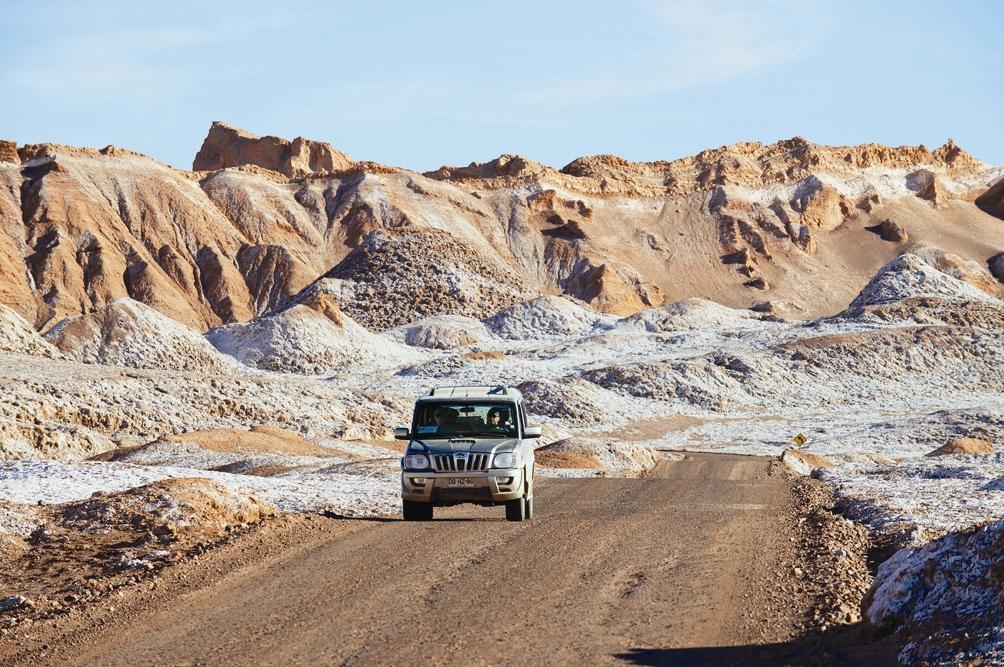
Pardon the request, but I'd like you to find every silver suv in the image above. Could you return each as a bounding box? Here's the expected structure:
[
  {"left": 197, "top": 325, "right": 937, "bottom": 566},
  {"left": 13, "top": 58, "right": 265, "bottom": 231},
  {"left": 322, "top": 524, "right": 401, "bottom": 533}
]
[{"left": 397, "top": 386, "right": 539, "bottom": 522}]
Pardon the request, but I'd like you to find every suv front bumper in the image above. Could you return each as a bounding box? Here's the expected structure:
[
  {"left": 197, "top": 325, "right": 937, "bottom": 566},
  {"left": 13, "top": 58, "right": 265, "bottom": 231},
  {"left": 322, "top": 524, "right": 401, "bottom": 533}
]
[{"left": 402, "top": 468, "right": 523, "bottom": 505}]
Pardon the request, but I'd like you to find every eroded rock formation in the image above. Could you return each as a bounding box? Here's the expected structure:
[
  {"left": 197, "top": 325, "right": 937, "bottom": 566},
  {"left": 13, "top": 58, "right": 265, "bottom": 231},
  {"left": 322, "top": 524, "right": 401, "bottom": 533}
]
[
  {"left": 193, "top": 121, "right": 353, "bottom": 177},
  {"left": 0, "top": 123, "right": 1001, "bottom": 332}
]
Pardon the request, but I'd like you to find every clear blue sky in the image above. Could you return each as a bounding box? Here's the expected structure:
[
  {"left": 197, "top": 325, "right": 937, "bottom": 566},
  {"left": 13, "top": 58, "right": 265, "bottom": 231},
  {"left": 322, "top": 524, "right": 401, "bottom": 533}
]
[{"left": 2, "top": 1, "right": 1002, "bottom": 172}]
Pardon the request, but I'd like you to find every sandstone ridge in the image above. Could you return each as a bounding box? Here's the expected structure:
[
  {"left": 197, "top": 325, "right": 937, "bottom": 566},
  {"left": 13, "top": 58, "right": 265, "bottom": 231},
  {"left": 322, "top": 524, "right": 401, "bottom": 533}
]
[
  {"left": 193, "top": 121, "right": 354, "bottom": 177},
  {"left": 428, "top": 136, "right": 988, "bottom": 198}
]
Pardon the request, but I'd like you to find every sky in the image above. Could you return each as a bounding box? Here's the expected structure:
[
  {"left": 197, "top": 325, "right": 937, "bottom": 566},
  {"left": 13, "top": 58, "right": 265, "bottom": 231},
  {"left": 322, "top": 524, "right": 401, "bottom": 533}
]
[{"left": 2, "top": 1, "right": 1002, "bottom": 172}]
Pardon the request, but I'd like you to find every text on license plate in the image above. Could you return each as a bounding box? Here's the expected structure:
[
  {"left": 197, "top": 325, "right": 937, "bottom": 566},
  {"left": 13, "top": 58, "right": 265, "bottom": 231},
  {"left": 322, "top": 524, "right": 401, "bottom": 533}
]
[{"left": 446, "top": 478, "right": 477, "bottom": 488}]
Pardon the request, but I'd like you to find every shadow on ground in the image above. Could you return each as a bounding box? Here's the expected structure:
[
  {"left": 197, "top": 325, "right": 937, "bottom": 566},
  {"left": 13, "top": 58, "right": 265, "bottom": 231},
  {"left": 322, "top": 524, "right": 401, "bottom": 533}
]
[
  {"left": 320, "top": 511, "right": 506, "bottom": 523},
  {"left": 615, "top": 623, "right": 900, "bottom": 666}
]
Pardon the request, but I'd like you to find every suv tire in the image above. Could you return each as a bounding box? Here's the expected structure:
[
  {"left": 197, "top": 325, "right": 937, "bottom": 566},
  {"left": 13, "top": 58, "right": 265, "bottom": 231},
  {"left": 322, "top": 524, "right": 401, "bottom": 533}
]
[
  {"left": 505, "top": 497, "right": 526, "bottom": 522},
  {"left": 403, "top": 500, "right": 433, "bottom": 521}
]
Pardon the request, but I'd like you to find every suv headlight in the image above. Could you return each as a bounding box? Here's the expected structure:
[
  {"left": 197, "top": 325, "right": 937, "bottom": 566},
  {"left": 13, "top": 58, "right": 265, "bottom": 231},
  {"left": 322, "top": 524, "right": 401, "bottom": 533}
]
[
  {"left": 403, "top": 454, "right": 430, "bottom": 470},
  {"left": 492, "top": 451, "right": 519, "bottom": 469}
]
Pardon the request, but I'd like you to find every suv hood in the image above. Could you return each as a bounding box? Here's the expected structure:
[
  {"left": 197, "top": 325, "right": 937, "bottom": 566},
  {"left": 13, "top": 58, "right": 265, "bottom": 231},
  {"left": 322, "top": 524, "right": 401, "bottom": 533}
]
[{"left": 412, "top": 437, "right": 518, "bottom": 454}]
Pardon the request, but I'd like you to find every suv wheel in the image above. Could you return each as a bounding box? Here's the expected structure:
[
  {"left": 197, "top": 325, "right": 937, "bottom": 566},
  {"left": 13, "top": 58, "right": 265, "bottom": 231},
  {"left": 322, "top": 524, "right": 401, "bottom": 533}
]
[
  {"left": 505, "top": 497, "right": 526, "bottom": 522},
  {"left": 403, "top": 500, "right": 433, "bottom": 521}
]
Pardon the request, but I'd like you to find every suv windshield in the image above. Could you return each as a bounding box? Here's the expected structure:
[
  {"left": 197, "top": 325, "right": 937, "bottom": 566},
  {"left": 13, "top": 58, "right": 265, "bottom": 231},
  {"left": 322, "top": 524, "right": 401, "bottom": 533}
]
[{"left": 413, "top": 402, "right": 518, "bottom": 439}]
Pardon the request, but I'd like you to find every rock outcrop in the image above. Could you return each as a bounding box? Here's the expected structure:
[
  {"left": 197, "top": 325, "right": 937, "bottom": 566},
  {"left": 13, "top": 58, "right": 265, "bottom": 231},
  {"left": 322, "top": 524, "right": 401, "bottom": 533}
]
[
  {"left": 908, "top": 169, "right": 951, "bottom": 206},
  {"left": 485, "top": 296, "right": 614, "bottom": 340},
  {"left": 0, "top": 141, "right": 18, "bottom": 164},
  {"left": 792, "top": 177, "right": 850, "bottom": 232},
  {"left": 910, "top": 245, "right": 1002, "bottom": 297},
  {"left": 847, "top": 253, "right": 998, "bottom": 311},
  {"left": 193, "top": 121, "right": 353, "bottom": 177},
  {"left": 425, "top": 153, "right": 551, "bottom": 182},
  {"left": 471, "top": 136, "right": 988, "bottom": 197}
]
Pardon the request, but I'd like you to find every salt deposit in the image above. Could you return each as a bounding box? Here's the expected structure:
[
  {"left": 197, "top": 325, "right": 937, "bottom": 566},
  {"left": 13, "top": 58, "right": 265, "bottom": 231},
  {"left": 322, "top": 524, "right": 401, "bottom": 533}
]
[
  {"left": 847, "top": 253, "right": 996, "bottom": 310},
  {"left": 206, "top": 304, "right": 423, "bottom": 375},
  {"left": 325, "top": 228, "right": 536, "bottom": 330},
  {"left": 0, "top": 306, "right": 61, "bottom": 359},
  {"left": 45, "top": 299, "right": 241, "bottom": 373},
  {"left": 866, "top": 518, "right": 1004, "bottom": 666},
  {"left": 516, "top": 378, "right": 632, "bottom": 426},
  {"left": 0, "top": 459, "right": 399, "bottom": 517},
  {"left": 534, "top": 437, "right": 661, "bottom": 477},
  {"left": 725, "top": 162, "right": 1004, "bottom": 207},
  {"left": 614, "top": 298, "right": 758, "bottom": 333},
  {"left": 0, "top": 353, "right": 410, "bottom": 460},
  {"left": 819, "top": 454, "right": 1004, "bottom": 546},
  {"left": 388, "top": 314, "right": 492, "bottom": 349},
  {"left": 484, "top": 295, "right": 616, "bottom": 340}
]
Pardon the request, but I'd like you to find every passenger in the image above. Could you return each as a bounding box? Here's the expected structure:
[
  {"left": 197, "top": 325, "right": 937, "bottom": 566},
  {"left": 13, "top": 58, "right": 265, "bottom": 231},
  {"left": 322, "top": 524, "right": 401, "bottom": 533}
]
[{"left": 486, "top": 407, "right": 511, "bottom": 433}]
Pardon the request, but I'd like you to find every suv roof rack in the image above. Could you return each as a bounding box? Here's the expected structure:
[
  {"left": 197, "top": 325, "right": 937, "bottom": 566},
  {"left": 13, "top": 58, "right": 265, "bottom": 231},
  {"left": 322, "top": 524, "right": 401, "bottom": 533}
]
[{"left": 427, "top": 385, "right": 510, "bottom": 398}]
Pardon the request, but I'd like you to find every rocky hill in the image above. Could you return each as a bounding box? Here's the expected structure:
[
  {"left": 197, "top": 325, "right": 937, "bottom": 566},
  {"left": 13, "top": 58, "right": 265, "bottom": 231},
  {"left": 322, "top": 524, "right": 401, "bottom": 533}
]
[{"left": 1, "top": 124, "right": 1002, "bottom": 332}]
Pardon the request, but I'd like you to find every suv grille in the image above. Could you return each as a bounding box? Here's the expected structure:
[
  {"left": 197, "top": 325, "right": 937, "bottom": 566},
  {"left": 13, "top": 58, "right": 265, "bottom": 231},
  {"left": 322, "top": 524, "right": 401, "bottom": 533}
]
[{"left": 433, "top": 452, "right": 489, "bottom": 472}]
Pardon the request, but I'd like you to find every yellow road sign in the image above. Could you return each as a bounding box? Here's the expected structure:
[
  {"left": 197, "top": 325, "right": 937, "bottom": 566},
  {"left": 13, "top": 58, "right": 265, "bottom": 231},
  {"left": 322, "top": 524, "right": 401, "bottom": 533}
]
[{"left": 793, "top": 433, "right": 808, "bottom": 446}]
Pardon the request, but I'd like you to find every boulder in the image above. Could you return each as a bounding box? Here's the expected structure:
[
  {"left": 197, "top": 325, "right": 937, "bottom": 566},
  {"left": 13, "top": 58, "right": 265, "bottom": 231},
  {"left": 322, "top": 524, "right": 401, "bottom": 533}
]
[
  {"left": 744, "top": 277, "right": 770, "bottom": 290},
  {"left": 857, "top": 192, "right": 882, "bottom": 213},
  {"left": 925, "top": 437, "right": 993, "bottom": 457},
  {"left": 0, "top": 595, "right": 35, "bottom": 613},
  {"left": 878, "top": 219, "right": 908, "bottom": 243}
]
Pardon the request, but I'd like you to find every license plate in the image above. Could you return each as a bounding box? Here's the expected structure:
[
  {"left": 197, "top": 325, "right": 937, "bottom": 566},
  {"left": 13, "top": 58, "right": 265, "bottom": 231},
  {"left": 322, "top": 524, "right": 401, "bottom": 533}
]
[{"left": 446, "top": 478, "right": 477, "bottom": 488}]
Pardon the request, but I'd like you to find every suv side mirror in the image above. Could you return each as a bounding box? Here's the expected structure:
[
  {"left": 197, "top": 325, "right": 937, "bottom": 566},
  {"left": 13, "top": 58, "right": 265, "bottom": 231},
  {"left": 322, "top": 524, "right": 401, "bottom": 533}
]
[
  {"left": 523, "top": 425, "right": 542, "bottom": 439},
  {"left": 393, "top": 427, "right": 410, "bottom": 440}
]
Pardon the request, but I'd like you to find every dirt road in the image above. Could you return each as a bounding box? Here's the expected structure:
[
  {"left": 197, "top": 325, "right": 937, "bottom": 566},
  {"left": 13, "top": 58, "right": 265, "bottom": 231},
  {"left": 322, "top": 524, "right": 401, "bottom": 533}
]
[{"left": 2, "top": 453, "right": 895, "bottom": 665}]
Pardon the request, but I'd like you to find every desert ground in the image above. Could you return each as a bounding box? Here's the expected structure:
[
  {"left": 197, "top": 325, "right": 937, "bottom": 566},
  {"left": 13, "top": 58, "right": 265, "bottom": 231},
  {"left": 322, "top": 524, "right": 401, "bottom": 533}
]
[{"left": 0, "top": 125, "right": 1002, "bottom": 665}]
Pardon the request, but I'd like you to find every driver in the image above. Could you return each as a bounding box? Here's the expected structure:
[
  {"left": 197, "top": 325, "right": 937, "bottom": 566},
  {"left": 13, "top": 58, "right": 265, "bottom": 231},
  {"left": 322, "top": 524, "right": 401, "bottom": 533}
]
[{"left": 433, "top": 407, "right": 459, "bottom": 431}]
